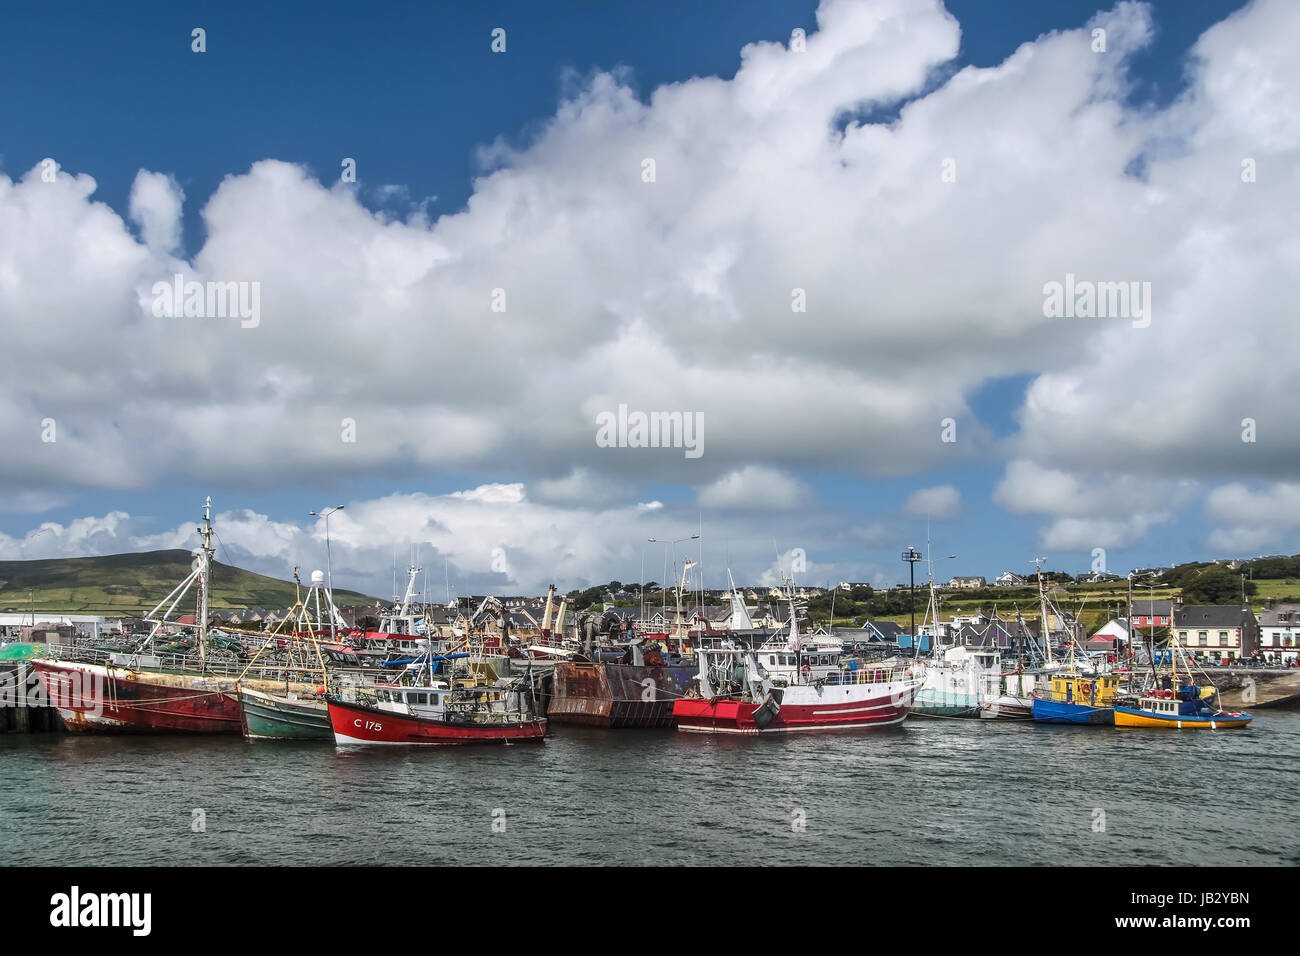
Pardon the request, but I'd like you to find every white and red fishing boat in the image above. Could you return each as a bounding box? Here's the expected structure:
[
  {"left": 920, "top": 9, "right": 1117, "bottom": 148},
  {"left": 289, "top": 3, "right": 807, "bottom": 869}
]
[
  {"left": 327, "top": 660, "right": 545, "bottom": 745},
  {"left": 672, "top": 580, "right": 925, "bottom": 734}
]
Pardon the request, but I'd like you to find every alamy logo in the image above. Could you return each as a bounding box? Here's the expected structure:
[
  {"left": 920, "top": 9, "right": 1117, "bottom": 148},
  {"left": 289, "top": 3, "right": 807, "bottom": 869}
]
[
  {"left": 1042, "top": 273, "right": 1151, "bottom": 328},
  {"left": 1, "top": 668, "right": 104, "bottom": 717},
  {"left": 50, "top": 886, "right": 151, "bottom": 937},
  {"left": 595, "top": 404, "right": 703, "bottom": 459},
  {"left": 151, "top": 274, "right": 261, "bottom": 328}
]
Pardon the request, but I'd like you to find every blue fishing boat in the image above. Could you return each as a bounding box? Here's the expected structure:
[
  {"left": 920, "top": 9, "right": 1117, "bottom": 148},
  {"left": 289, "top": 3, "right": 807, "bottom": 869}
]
[{"left": 1032, "top": 672, "right": 1119, "bottom": 724}]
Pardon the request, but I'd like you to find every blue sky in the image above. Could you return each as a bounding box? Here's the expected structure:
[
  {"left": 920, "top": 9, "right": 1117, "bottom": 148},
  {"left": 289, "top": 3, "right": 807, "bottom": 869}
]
[{"left": 2, "top": 0, "right": 1293, "bottom": 598}]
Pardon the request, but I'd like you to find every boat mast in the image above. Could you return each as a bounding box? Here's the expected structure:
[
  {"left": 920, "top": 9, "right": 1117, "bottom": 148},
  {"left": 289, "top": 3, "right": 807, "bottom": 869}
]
[
  {"left": 1034, "top": 557, "right": 1051, "bottom": 664},
  {"left": 197, "top": 496, "right": 213, "bottom": 670}
]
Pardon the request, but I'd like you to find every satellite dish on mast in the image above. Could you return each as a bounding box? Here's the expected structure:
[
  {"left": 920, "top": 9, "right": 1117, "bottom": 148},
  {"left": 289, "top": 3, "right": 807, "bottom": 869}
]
[{"left": 311, "top": 569, "right": 325, "bottom": 586}]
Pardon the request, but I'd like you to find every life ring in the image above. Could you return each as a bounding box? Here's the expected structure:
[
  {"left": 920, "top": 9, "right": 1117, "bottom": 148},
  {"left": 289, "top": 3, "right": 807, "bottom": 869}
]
[
  {"left": 800, "top": 664, "right": 811, "bottom": 677},
  {"left": 1078, "top": 680, "right": 1092, "bottom": 698}
]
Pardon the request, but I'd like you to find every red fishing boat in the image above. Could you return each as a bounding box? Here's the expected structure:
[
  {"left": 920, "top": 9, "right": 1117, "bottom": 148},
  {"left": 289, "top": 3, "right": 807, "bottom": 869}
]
[
  {"left": 672, "top": 581, "right": 924, "bottom": 734},
  {"left": 32, "top": 658, "right": 242, "bottom": 734},
  {"left": 328, "top": 668, "right": 545, "bottom": 745},
  {"left": 672, "top": 646, "right": 921, "bottom": 733},
  {"left": 32, "top": 497, "right": 248, "bottom": 735}
]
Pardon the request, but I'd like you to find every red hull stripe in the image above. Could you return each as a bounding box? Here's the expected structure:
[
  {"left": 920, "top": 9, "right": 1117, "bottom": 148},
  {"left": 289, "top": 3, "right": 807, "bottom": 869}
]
[{"left": 672, "top": 694, "right": 913, "bottom": 733}]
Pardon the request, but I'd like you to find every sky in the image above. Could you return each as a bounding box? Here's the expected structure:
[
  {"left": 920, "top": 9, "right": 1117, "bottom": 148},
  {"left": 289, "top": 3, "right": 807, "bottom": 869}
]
[{"left": 1, "top": 0, "right": 1297, "bottom": 602}]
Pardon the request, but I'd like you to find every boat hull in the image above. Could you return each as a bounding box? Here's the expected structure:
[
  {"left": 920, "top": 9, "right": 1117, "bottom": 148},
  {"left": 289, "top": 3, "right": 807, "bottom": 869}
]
[
  {"left": 327, "top": 698, "right": 547, "bottom": 745},
  {"left": 1113, "top": 707, "right": 1252, "bottom": 730},
  {"left": 1032, "top": 697, "right": 1114, "bottom": 725},
  {"left": 547, "top": 662, "right": 695, "bottom": 727},
  {"left": 32, "top": 659, "right": 241, "bottom": 735},
  {"left": 673, "top": 680, "right": 919, "bottom": 735},
  {"left": 982, "top": 696, "right": 1034, "bottom": 719},
  {"left": 912, "top": 689, "right": 982, "bottom": 718},
  {"left": 238, "top": 686, "right": 331, "bottom": 739}
]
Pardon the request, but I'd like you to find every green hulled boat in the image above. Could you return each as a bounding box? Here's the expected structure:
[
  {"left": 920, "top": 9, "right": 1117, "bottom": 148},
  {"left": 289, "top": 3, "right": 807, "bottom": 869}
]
[{"left": 238, "top": 685, "right": 332, "bottom": 740}]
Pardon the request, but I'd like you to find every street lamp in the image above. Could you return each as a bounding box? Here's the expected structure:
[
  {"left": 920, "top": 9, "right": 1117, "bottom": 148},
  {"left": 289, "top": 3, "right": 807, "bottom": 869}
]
[
  {"left": 1129, "top": 569, "right": 1160, "bottom": 678},
  {"left": 309, "top": 506, "right": 344, "bottom": 640},
  {"left": 649, "top": 534, "right": 699, "bottom": 648}
]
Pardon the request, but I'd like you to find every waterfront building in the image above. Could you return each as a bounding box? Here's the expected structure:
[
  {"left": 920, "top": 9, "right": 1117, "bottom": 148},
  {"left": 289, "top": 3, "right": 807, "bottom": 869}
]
[
  {"left": 1257, "top": 604, "right": 1300, "bottom": 665},
  {"left": 1172, "top": 605, "right": 1259, "bottom": 661}
]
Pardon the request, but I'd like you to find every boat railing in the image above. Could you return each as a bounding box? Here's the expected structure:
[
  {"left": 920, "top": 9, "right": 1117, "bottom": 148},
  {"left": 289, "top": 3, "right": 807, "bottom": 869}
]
[{"left": 41, "top": 642, "right": 389, "bottom": 688}]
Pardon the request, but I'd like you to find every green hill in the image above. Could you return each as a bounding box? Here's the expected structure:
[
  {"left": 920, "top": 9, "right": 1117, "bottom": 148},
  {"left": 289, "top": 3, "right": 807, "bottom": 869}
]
[{"left": 0, "top": 550, "right": 380, "bottom": 616}]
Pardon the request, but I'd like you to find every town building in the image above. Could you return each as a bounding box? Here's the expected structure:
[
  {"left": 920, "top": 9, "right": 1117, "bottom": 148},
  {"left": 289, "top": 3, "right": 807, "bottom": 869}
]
[
  {"left": 1256, "top": 603, "right": 1300, "bottom": 665},
  {"left": 1172, "top": 605, "right": 1259, "bottom": 661},
  {"left": 1130, "top": 598, "right": 1172, "bottom": 629}
]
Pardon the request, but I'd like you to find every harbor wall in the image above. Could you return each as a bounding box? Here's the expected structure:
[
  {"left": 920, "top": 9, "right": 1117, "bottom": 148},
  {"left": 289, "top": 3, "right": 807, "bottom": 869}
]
[
  {"left": 0, "top": 662, "right": 63, "bottom": 733},
  {"left": 1203, "top": 668, "right": 1300, "bottom": 709}
]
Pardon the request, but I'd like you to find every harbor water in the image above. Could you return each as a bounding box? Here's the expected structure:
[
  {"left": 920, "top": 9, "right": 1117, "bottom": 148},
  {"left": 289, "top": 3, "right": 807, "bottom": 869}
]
[{"left": 2, "top": 712, "right": 1297, "bottom": 866}]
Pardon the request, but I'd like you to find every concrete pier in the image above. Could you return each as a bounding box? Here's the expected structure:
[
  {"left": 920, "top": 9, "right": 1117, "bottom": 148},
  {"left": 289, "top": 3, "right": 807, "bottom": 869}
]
[{"left": 1211, "top": 668, "right": 1300, "bottom": 709}]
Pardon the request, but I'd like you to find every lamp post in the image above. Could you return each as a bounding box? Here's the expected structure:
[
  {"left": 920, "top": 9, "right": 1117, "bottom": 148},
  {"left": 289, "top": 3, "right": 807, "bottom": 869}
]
[
  {"left": 309, "top": 505, "right": 344, "bottom": 641},
  {"left": 649, "top": 534, "right": 699, "bottom": 647},
  {"left": 1129, "top": 569, "right": 1160, "bottom": 679},
  {"left": 902, "top": 547, "right": 923, "bottom": 649}
]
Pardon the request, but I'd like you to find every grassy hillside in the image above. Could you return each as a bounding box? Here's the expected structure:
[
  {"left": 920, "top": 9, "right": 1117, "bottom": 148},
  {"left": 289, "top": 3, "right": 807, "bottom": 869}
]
[
  {"left": 840, "top": 579, "right": 1297, "bottom": 633},
  {"left": 0, "top": 550, "right": 379, "bottom": 616}
]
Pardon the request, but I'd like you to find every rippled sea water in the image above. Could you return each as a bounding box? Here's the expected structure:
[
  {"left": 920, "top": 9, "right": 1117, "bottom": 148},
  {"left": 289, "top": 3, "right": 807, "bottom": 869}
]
[{"left": 2, "top": 712, "right": 1298, "bottom": 866}]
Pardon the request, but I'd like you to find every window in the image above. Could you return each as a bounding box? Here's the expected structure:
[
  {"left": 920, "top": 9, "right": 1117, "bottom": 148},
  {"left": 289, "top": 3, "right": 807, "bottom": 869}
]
[
  {"left": 1218, "top": 631, "right": 1228, "bottom": 646},
  {"left": 1198, "top": 632, "right": 1208, "bottom": 646}
]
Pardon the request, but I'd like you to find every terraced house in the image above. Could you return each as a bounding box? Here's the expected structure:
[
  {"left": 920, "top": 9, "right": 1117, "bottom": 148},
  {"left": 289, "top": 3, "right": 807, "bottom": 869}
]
[{"left": 1172, "top": 605, "right": 1259, "bottom": 662}]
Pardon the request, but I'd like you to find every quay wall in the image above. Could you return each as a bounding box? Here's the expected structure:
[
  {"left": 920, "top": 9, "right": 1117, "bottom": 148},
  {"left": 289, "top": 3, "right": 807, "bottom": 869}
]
[{"left": 0, "top": 661, "right": 63, "bottom": 733}]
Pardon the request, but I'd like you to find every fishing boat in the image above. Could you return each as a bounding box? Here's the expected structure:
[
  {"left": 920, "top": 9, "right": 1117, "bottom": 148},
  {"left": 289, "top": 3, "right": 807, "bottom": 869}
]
[
  {"left": 1113, "top": 685, "right": 1252, "bottom": 729},
  {"left": 1032, "top": 672, "right": 1120, "bottom": 724},
  {"left": 986, "top": 559, "right": 1084, "bottom": 720},
  {"left": 1113, "top": 638, "right": 1252, "bottom": 729},
  {"left": 549, "top": 563, "right": 698, "bottom": 727},
  {"left": 239, "top": 685, "right": 331, "bottom": 739},
  {"left": 906, "top": 556, "right": 1000, "bottom": 718},
  {"left": 548, "top": 651, "right": 695, "bottom": 727},
  {"left": 913, "top": 644, "right": 1002, "bottom": 717},
  {"left": 31, "top": 498, "right": 275, "bottom": 734},
  {"left": 33, "top": 658, "right": 243, "bottom": 734},
  {"left": 236, "top": 567, "right": 354, "bottom": 740},
  {"left": 327, "top": 677, "right": 545, "bottom": 745},
  {"left": 672, "top": 580, "right": 924, "bottom": 734},
  {"left": 1030, "top": 573, "right": 1124, "bottom": 724}
]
